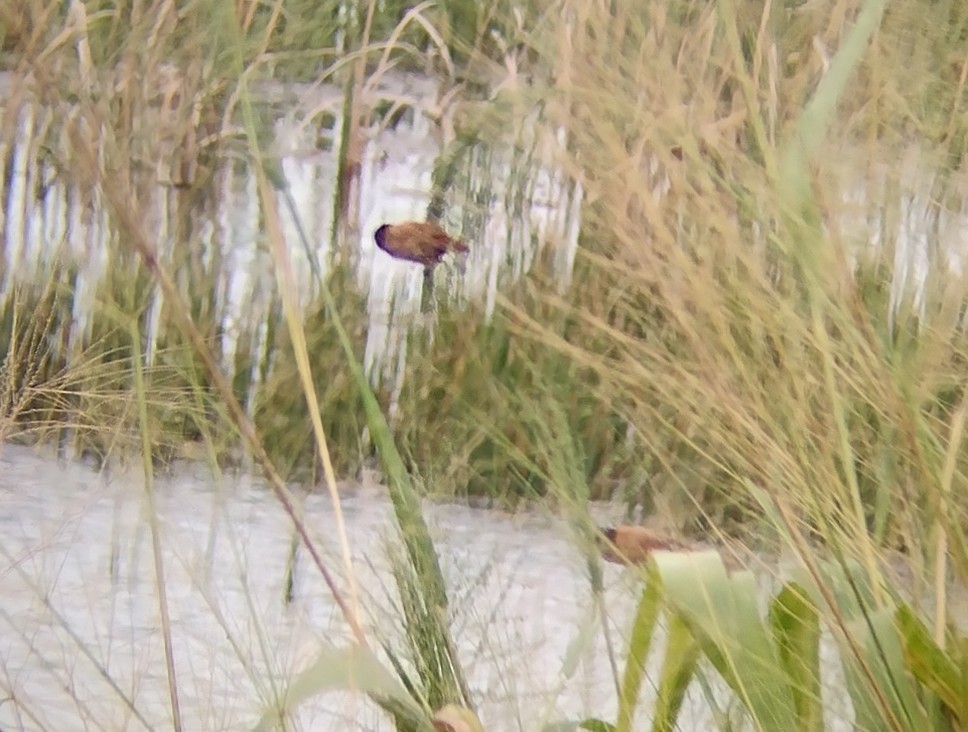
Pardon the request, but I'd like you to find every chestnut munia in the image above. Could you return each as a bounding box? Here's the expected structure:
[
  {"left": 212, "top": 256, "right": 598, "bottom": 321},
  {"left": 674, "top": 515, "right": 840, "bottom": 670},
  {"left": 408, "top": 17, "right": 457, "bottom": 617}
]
[
  {"left": 596, "top": 524, "right": 741, "bottom": 573},
  {"left": 373, "top": 220, "right": 469, "bottom": 268},
  {"left": 596, "top": 525, "right": 689, "bottom": 566}
]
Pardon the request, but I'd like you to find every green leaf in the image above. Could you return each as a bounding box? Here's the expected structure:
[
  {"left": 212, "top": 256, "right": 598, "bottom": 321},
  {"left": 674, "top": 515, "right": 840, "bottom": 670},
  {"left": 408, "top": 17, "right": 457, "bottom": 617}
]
[
  {"left": 579, "top": 720, "right": 616, "bottom": 732},
  {"left": 652, "top": 551, "right": 799, "bottom": 732},
  {"left": 560, "top": 600, "right": 601, "bottom": 682},
  {"left": 615, "top": 570, "right": 664, "bottom": 732},
  {"left": 958, "top": 636, "right": 968, "bottom": 728},
  {"left": 539, "top": 723, "right": 582, "bottom": 732},
  {"left": 788, "top": 559, "right": 928, "bottom": 732},
  {"left": 251, "top": 643, "right": 434, "bottom": 732},
  {"left": 896, "top": 603, "right": 962, "bottom": 719},
  {"left": 779, "top": 0, "right": 888, "bottom": 210},
  {"left": 769, "top": 583, "right": 822, "bottom": 732},
  {"left": 651, "top": 614, "right": 700, "bottom": 732},
  {"left": 840, "top": 607, "right": 926, "bottom": 732}
]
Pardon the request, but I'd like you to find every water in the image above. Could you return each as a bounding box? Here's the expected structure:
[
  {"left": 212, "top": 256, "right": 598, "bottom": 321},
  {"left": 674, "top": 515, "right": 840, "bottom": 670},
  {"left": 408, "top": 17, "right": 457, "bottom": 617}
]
[{"left": 0, "top": 441, "right": 866, "bottom": 732}]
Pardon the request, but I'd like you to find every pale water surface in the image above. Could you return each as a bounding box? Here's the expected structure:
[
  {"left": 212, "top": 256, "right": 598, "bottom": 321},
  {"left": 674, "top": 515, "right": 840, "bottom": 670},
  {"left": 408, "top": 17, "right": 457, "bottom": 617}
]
[{"left": 0, "top": 442, "right": 864, "bottom": 732}]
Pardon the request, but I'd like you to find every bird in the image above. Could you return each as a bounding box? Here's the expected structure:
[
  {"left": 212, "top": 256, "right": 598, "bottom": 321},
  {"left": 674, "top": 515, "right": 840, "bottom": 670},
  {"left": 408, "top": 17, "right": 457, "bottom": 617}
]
[
  {"left": 596, "top": 524, "right": 743, "bottom": 574},
  {"left": 373, "top": 220, "right": 468, "bottom": 269},
  {"left": 595, "top": 525, "right": 690, "bottom": 566}
]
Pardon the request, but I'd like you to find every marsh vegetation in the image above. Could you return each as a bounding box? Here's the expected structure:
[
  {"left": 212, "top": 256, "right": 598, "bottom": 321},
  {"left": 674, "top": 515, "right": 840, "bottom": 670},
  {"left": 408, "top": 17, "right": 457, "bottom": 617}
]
[{"left": 4, "top": 0, "right": 968, "bottom": 729}]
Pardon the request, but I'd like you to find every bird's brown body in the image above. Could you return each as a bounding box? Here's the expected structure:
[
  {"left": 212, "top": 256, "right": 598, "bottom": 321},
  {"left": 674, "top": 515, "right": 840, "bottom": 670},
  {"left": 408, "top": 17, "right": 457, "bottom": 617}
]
[
  {"left": 373, "top": 221, "right": 468, "bottom": 268},
  {"left": 596, "top": 525, "right": 689, "bottom": 566}
]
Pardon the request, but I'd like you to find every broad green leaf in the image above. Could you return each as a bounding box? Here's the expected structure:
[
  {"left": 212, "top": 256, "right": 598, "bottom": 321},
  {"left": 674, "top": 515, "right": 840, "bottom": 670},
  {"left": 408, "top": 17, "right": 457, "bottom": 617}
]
[
  {"left": 789, "top": 555, "right": 878, "bottom": 621},
  {"left": 896, "top": 604, "right": 961, "bottom": 718},
  {"left": 652, "top": 550, "right": 799, "bottom": 732},
  {"left": 615, "top": 570, "right": 664, "bottom": 732},
  {"left": 769, "top": 583, "right": 822, "bottom": 732},
  {"left": 786, "top": 558, "right": 929, "bottom": 732},
  {"left": 841, "top": 607, "right": 926, "bottom": 732},
  {"left": 251, "top": 643, "right": 433, "bottom": 732},
  {"left": 652, "top": 614, "right": 700, "bottom": 732}
]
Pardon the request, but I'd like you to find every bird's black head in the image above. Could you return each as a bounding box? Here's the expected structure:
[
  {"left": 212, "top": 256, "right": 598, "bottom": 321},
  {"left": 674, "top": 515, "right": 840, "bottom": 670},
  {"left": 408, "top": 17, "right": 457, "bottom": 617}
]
[
  {"left": 600, "top": 527, "right": 617, "bottom": 544},
  {"left": 374, "top": 224, "right": 389, "bottom": 251}
]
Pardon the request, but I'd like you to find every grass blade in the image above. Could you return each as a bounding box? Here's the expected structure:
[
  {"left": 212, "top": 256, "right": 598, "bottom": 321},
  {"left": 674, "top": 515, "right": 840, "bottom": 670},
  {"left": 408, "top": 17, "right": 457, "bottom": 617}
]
[
  {"left": 651, "top": 613, "right": 700, "bottom": 732},
  {"left": 779, "top": 0, "right": 889, "bottom": 208},
  {"left": 615, "top": 570, "right": 663, "bottom": 732},
  {"left": 129, "top": 318, "right": 183, "bottom": 732},
  {"left": 251, "top": 643, "right": 435, "bottom": 732},
  {"left": 841, "top": 606, "right": 925, "bottom": 732},
  {"left": 769, "top": 582, "right": 822, "bottom": 732},
  {"left": 896, "top": 603, "right": 962, "bottom": 721},
  {"left": 652, "top": 551, "right": 799, "bottom": 732}
]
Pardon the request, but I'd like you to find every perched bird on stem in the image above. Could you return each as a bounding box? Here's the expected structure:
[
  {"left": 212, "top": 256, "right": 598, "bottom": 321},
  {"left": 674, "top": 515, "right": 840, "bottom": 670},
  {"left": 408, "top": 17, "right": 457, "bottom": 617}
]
[
  {"left": 373, "top": 220, "right": 469, "bottom": 269},
  {"left": 596, "top": 525, "right": 689, "bottom": 566}
]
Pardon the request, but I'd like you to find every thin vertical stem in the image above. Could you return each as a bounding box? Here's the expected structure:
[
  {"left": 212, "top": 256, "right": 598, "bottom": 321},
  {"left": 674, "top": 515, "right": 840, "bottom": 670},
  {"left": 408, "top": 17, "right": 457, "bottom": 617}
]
[
  {"left": 936, "top": 393, "right": 968, "bottom": 646},
  {"left": 129, "top": 318, "right": 183, "bottom": 732}
]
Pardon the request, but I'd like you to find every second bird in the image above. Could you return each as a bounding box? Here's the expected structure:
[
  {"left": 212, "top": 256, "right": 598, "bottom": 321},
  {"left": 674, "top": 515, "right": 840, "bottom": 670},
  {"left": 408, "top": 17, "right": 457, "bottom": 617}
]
[
  {"left": 596, "top": 525, "right": 689, "bottom": 566},
  {"left": 373, "top": 221, "right": 469, "bottom": 269}
]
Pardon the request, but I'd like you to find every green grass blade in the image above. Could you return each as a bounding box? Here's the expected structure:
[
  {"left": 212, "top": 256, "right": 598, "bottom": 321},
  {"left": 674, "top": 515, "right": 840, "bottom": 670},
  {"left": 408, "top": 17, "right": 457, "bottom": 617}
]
[
  {"left": 274, "top": 166, "right": 471, "bottom": 707},
  {"left": 651, "top": 613, "right": 700, "bottom": 732},
  {"left": 323, "top": 241, "right": 447, "bottom": 607},
  {"left": 959, "top": 636, "right": 968, "bottom": 728},
  {"left": 540, "top": 720, "right": 614, "bottom": 732},
  {"left": 251, "top": 643, "right": 435, "bottom": 732},
  {"left": 615, "top": 571, "right": 664, "bottom": 732},
  {"left": 652, "top": 551, "right": 799, "bottom": 732},
  {"left": 579, "top": 720, "right": 616, "bottom": 732},
  {"left": 896, "top": 603, "right": 962, "bottom": 719},
  {"left": 840, "top": 607, "right": 926, "bottom": 732},
  {"left": 769, "top": 582, "right": 822, "bottom": 732},
  {"left": 779, "top": 0, "right": 889, "bottom": 208}
]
